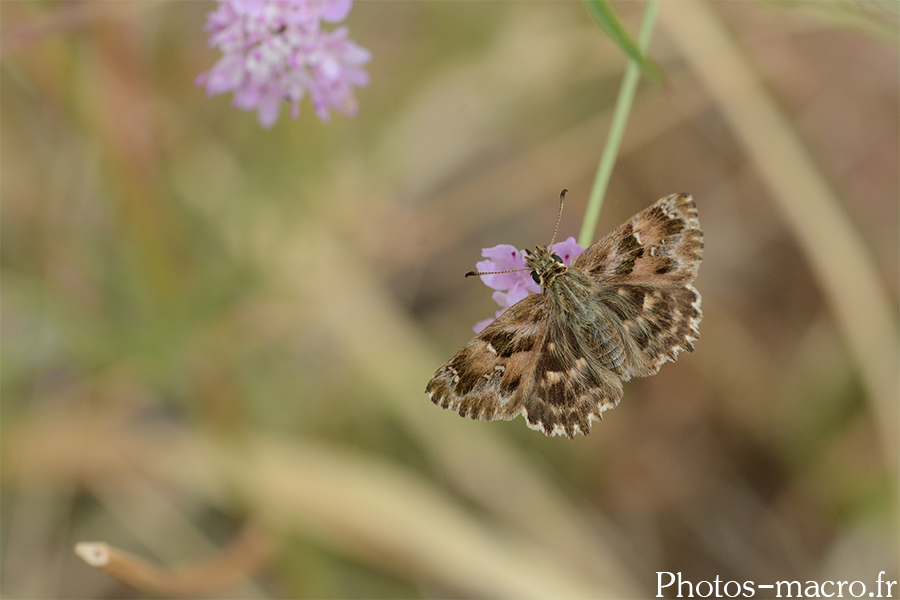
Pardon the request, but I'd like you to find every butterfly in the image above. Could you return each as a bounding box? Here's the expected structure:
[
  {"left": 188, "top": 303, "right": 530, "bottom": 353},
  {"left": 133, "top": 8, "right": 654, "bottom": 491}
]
[{"left": 425, "top": 191, "right": 703, "bottom": 438}]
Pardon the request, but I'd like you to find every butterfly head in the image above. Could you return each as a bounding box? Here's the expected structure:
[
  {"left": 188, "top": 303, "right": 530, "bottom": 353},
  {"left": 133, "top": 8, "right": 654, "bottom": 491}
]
[
  {"left": 464, "top": 190, "right": 571, "bottom": 283},
  {"left": 524, "top": 246, "right": 567, "bottom": 287}
]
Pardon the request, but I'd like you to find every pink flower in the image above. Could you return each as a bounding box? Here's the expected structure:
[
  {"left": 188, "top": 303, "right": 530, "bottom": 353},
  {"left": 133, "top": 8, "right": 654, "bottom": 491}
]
[
  {"left": 197, "top": 0, "right": 371, "bottom": 127},
  {"left": 473, "top": 237, "right": 585, "bottom": 332}
]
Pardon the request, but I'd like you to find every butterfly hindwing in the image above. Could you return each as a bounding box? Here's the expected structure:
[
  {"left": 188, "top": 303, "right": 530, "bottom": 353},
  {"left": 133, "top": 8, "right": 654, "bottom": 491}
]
[
  {"left": 521, "top": 318, "right": 624, "bottom": 438},
  {"left": 605, "top": 284, "right": 702, "bottom": 378}
]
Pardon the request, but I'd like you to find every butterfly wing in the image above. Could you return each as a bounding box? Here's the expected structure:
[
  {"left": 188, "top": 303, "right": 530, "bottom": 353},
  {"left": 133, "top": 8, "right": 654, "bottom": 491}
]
[
  {"left": 573, "top": 193, "right": 703, "bottom": 378},
  {"left": 426, "top": 286, "right": 625, "bottom": 438},
  {"left": 574, "top": 193, "right": 702, "bottom": 285},
  {"left": 426, "top": 294, "right": 547, "bottom": 423},
  {"left": 518, "top": 314, "right": 625, "bottom": 438}
]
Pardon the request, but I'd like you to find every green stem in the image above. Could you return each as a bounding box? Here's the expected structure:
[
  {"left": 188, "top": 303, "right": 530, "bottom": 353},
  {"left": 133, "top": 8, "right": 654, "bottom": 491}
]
[{"left": 578, "top": 0, "right": 660, "bottom": 247}]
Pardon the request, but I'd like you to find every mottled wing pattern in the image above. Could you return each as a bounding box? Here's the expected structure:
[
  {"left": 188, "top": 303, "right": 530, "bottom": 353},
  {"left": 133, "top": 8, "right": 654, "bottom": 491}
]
[
  {"left": 608, "top": 284, "right": 702, "bottom": 378},
  {"left": 574, "top": 193, "right": 703, "bottom": 378},
  {"left": 426, "top": 294, "right": 546, "bottom": 423},
  {"left": 519, "top": 317, "right": 624, "bottom": 438},
  {"left": 574, "top": 193, "right": 702, "bottom": 285},
  {"left": 427, "top": 192, "right": 703, "bottom": 439},
  {"left": 426, "top": 291, "right": 625, "bottom": 438}
]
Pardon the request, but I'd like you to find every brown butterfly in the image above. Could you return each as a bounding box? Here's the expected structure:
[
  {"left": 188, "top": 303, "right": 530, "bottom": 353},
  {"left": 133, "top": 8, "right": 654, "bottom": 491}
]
[{"left": 425, "top": 191, "right": 703, "bottom": 438}]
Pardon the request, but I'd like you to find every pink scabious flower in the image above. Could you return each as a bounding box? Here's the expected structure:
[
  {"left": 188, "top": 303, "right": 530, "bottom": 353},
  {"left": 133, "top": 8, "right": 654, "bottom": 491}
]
[
  {"left": 473, "top": 237, "right": 585, "bottom": 333},
  {"left": 197, "top": 0, "right": 371, "bottom": 128}
]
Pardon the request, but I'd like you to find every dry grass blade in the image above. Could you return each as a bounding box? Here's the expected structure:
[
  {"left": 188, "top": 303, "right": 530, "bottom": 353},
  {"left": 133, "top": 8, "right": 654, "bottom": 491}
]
[
  {"left": 213, "top": 435, "right": 622, "bottom": 599},
  {"left": 8, "top": 406, "right": 628, "bottom": 598},
  {"left": 661, "top": 1, "right": 899, "bottom": 472},
  {"left": 270, "top": 224, "right": 643, "bottom": 598}
]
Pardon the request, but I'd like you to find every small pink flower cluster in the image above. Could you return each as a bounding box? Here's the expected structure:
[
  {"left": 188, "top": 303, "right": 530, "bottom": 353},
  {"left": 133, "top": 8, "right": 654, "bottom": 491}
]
[
  {"left": 197, "top": 0, "right": 371, "bottom": 127},
  {"left": 473, "top": 237, "right": 584, "bottom": 332}
]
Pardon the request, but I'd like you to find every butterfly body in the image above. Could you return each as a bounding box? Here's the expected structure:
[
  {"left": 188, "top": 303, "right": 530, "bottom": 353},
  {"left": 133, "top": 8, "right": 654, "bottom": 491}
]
[
  {"left": 525, "top": 245, "right": 632, "bottom": 375},
  {"left": 426, "top": 193, "right": 703, "bottom": 438}
]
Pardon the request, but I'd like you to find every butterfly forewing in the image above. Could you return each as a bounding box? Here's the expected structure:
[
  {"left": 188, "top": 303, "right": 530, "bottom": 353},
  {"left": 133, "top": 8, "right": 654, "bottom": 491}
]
[
  {"left": 574, "top": 193, "right": 702, "bottom": 285},
  {"left": 426, "top": 294, "right": 546, "bottom": 423}
]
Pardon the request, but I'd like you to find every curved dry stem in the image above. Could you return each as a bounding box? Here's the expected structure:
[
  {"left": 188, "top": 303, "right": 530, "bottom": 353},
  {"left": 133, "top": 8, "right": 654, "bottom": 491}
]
[
  {"left": 74, "top": 527, "right": 271, "bottom": 598},
  {"left": 17, "top": 407, "right": 631, "bottom": 599}
]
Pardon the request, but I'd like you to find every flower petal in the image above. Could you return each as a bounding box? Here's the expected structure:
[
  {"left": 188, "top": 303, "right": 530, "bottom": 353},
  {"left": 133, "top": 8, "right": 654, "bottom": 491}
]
[
  {"left": 197, "top": 0, "right": 369, "bottom": 126},
  {"left": 550, "top": 236, "right": 585, "bottom": 265}
]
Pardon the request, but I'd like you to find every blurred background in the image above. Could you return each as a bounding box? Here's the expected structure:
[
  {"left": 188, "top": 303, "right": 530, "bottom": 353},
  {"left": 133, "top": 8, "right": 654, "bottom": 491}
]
[{"left": 1, "top": 1, "right": 897, "bottom": 598}]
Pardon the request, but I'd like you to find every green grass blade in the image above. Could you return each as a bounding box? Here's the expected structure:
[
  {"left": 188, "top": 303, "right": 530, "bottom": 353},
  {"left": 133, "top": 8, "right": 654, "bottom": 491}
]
[
  {"left": 583, "top": 0, "right": 665, "bottom": 84},
  {"left": 578, "top": 0, "right": 660, "bottom": 246}
]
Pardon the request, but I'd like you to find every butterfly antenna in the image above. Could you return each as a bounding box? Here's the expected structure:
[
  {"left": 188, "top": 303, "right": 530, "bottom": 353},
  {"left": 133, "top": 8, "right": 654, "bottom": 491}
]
[
  {"left": 548, "top": 188, "right": 567, "bottom": 253},
  {"left": 465, "top": 189, "right": 568, "bottom": 278},
  {"left": 465, "top": 266, "right": 528, "bottom": 278}
]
